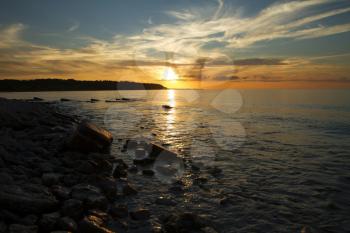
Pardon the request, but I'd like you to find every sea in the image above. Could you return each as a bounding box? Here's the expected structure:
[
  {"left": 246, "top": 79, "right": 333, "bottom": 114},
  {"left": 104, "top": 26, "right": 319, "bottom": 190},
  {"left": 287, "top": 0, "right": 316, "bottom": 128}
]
[{"left": 1, "top": 89, "right": 350, "bottom": 233}]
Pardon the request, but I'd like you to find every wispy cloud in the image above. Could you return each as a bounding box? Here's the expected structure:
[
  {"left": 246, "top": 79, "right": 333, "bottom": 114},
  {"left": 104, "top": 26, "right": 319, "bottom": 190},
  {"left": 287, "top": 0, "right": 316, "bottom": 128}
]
[
  {"left": 67, "top": 21, "right": 80, "bottom": 32},
  {"left": 0, "top": 0, "right": 350, "bottom": 83}
]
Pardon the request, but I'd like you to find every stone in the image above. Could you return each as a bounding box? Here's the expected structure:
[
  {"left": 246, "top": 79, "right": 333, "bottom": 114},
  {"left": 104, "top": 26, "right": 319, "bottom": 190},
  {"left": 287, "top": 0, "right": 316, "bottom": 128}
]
[
  {"left": 8, "top": 224, "right": 38, "bottom": 233},
  {"left": 60, "top": 98, "right": 71, "bottom": 102},
  {"left": 20, "top": 215, "right": 38, "bottom": 226},
  {"left": 208, "top": 167, "right": 222, "bottom": 176},
  {"left": 202, "top": 226, "right": 219, "bottom": 233},
  {"left": 109, "top": 204, "right": 128, "bottom": 219},
  {"left": 162, "top": 105, "right": 173, "bottom": 110},
  {"left": 155, "top": 196, "right": 176, "bottom": 206},
  {"left": 61, "top": 199, "right": 83, "bottom": 220},
  {"left": 162, "top": 212, "right": 209, "bottom": 232},
  {"left": 78, "top": 215, "right": 113, "bottom": 233},
  {"left": 0, "top": 172, "right": 14, "bottom": 184},
  {"left": 130, "top": 209, "right": 150, "bottom": 221},
  {"left": 51, "top": 185, "right": 70, "bottom": 200},
  {"left": 71, "top": 184, "right": 108, "bottom": 211},
  {"left": 0, "top": 222, "right": 7, "bottom": 233},
  {"left": 32, "top": 97, "right": 44, "bottom": 101},
  {"left": 68, "top": 121, "right": 113, "bottom": 153},
  {"left": 42, "top": 173, "right": 61, "bottom": 186},
  {"left": 142, "top": 170, "right": 155, "bottom": 176},
  {"left": 95, "top": 176, "right": 117, "bottom": 200},
  {"left": 38, "top": 212, "right": 60, "bottom": 232},
  {"left": 128, "top": 165, "right": 138, "bottom": 173},
  {"left": 122, "top": 184, "right": 138, "bottom": 196},
  {"left": 0, "top": 185, "right": 58, "bottom": 215},
  {"left": 56, "top": 217, "right": 77, "bottom": 232}
]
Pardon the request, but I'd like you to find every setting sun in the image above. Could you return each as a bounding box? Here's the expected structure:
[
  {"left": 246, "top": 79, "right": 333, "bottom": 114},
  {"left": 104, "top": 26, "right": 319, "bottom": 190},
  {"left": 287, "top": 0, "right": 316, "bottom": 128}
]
[{"left": 163, "top": 67, "right": 179, "bottom": 81}]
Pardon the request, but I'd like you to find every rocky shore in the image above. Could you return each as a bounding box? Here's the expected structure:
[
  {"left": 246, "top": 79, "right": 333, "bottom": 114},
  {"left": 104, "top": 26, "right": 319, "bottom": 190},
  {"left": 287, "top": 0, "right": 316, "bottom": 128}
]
[{"left": 0, "top": 98, "right": 217, "bottom": 233}]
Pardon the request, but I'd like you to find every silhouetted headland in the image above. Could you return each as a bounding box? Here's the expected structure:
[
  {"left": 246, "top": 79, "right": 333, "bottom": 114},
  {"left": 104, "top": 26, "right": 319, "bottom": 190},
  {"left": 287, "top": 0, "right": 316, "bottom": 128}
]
[{"left": 0, "top": 79, "right": 166, "bottom": 92}]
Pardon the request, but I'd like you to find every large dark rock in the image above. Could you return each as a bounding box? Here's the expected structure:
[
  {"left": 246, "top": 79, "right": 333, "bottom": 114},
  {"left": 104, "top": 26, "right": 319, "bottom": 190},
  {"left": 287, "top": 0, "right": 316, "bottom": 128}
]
[
  {"left": 0, "top": 185, "right": 58, "bottom": 215},
  {"left": 78, "top": 215, "right": 113, "bottom": 233},
  {"left": 130, "top": 209, "right": 150, "bottom": 221},
  {"left": 162, "top": 212, "right": 212, "bottom": 233},
  {"left": 71, "top": 184, "right": 108, "bottom": 211},
  {"left": 68, "top": 121, "right": 113, "bottom": 153},
  {"left": 38, "top": 212, "right": 60, "bottom": 232},
  {"left": 8, "top": 224, "right": 38, "bottom": 233},
  {"left": 61, "top": 199, "right": 83, "bottom": 220},
  {"left": 56, "top": 217, "right": 77, "bottom": 232}
]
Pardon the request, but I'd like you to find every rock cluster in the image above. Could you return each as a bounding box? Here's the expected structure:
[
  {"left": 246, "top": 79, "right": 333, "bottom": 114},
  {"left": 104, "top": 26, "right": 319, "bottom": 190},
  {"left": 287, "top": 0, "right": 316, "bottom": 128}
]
[{"left": 0, "top": 98, "right": 219, "bottom": 233}]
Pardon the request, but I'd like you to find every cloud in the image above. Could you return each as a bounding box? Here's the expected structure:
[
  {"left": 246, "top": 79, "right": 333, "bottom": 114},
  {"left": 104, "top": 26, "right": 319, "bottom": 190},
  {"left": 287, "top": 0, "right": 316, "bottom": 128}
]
[
  {"left": 67, "top": 21, "right": 80, "bottom": 32},
  {"left": 0, "top": 0, "right": 350, "bottom": 83}
]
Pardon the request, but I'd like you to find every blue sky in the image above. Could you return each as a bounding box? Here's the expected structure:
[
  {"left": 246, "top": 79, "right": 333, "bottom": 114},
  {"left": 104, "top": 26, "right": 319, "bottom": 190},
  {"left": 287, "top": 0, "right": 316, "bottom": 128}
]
[{"left": 0, "top": 0, "right": 350, "bottom": 87}]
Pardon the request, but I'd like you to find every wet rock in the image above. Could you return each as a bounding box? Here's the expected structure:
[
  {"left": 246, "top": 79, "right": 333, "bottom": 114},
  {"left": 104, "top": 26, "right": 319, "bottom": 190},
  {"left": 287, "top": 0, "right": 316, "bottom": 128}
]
[
  {"left": 162, "top": 105, "right": 173, "bottom": 110},
  {"left": 42, "top": 173, "right": 61, "bottom": 186},
  {"left": 128, "top": 165, "right": 138, "bottom": 173},
  {"left": 62, "top": 174, "right": 81, "bottom": 187},
  {"left": 38, "top": 212, "right": 60, "bottom": 232},
  {"left": 68, "top": 121, "right": 113, "bottom": 153},
  {"left": 155, "top": 196, "right": 176, "bottom": 206},
  {"left": 0, "top": 185, "right": 58, "bottom": 215},
  {"left": 78, "top": 215, "right": 113, "bottom": 233},
  {"left": 8, "top": 224, "right": 38, "bottom": 233},
  {"left": 207, "top": 167, "right": 222, "bottom": 176},
  {"left": 193, "top": 176, "right": 208, "bottom": 185},
  {"left": 94, "top": 176, "right": 117, "bottom": 200},
  {"left": 202, "top": 226, "right": 219, "bottom": 233},
  {"left": 61, "top": 199, "right": 83, "bottom": 220},
  {"left": 142, "top": 170, "right": 155, "bottom": 176},
  {"left": 20, "top": 215, "right": 38, "bottom": 226},
  {"left": 0, "top": 172, "right": 14, "bottom": 184},
  {"left": 86, "top": 210, "right": 109, "bottom": 222},
  {"left": 0, "top": 222, "right": 7, "bottom": 232},
  {"left": 109, "top": 204, "right": 128, "bottom": 219},
  {"left": 32, "top": 97, "right": 44, "bottom": 101},
  {"left": 56, "top": 217, "right": 77, "bottom": 232},
  {"left": 76, "top": 161, "right": 97, "bottom": 174},
  {"left": 301, "top": 226, "right": 317, "bottom": 233},
  {"left": 122, "top": 183, "right": 138, "bottom": 196},
  {"left": 51, "top": 185, "right": 70, "bottom": 201},
  {"left": 162, "top": 212, "right": 210, "bottom": 232},
  {"left": 0, "top": 209, "right": 20, "bottom": 223},
  {"left": 130, "top": 209, "right": 150, "bottom": 221},
  {"left": 71, "top": 184, "right": 108, "bottom": 211},
  {"left": 90, "top": 99, "right": 99, "bottom": 103},
  {"left": 60, "top": 98, "right": 71, "bottom": 102}
]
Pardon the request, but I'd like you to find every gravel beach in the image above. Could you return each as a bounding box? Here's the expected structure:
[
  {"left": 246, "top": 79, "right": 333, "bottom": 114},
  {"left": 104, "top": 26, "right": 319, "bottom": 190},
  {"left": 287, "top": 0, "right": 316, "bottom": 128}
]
[{"left": 0, "top": 98, "right": 215, "bottom": 233}]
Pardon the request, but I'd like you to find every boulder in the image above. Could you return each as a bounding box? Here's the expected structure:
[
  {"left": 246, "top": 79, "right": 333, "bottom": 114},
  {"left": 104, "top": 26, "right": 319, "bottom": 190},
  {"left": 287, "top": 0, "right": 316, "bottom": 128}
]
[
  {"left": 51, "top": 185, "right": 70, "bottom": 201},
  {"left": 142, "top": 170, "right": 155, "bottom": 176},
  {"left": 0, "top": 185, "right": 58, "bottom": 215},
  {"left": 38, "top": 212, "right": 60, "bottom": 232},
  {"left": 122, "top": 184, "right": 138, "bottom": 196},
  {"left": 162, "top": 212, "right": 210, "bottom": 232},
  {"left": 109, "top": 204, "right": 128, "bottom": 219},
  {"left": 78, "top": 215, "right": 113, "bottom": 233},
  {"left": 42, "top": 173, "right": 61, "bottom": 186},
  {"left": 71, "top": 184, "right": 108, "bottom": 211},
  {"left": 68, "top": 121, "right": 113, "bottom": 153},
  {"left": 61, "top": 199, "right": 83, "bottom": 220},
  {"left": 8, "top": 224, "right": 38, "bottom": 233},
  {"left": 56, "top": 217, "right": 77, "bottom": 232},
  {"left": 130, "top": 209, "right": 150, "bottom": 221}
]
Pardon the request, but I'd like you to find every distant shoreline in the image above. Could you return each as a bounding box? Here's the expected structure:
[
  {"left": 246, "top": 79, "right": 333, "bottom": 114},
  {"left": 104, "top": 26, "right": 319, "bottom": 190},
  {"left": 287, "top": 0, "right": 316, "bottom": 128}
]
[{"left": 0, "top": 79, "right": 167, "bottom": 92}]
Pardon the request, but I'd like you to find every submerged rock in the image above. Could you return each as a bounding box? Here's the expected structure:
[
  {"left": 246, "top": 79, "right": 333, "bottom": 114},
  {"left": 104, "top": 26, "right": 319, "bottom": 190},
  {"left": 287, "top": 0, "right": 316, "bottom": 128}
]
[
  {"left": 78, "top": 215, "right": 113, "bottom": 233},
  {"left": 8, "top": 224, "right": 38, "bottom": 233},
  {"left": 0, "top": 185, "right": 58, "bottom": 215},
  {"left": 68, "top": 121, "right": 113, "bottom": 153},
  {"left": 130, "top": 209, "right": 150, "bottom": 221}
]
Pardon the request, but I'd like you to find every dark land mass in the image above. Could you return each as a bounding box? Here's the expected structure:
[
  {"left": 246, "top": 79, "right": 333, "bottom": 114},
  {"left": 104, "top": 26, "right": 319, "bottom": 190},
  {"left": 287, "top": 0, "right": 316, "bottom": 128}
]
[{"left": 0, "top": 79, "right": 166, "bottom": 92}]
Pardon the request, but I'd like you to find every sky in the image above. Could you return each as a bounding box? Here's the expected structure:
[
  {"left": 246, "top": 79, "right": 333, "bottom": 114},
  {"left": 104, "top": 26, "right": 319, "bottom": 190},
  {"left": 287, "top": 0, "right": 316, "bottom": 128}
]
[{"left": 0, "top": 0, "right": 350, "bottom": 88}]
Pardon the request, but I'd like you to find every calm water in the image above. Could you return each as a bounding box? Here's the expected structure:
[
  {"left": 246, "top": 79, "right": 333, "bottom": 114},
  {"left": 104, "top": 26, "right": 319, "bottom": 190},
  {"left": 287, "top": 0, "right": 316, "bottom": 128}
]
[{"left": 1, "top": 89, "right": 350, "bottom": 232}]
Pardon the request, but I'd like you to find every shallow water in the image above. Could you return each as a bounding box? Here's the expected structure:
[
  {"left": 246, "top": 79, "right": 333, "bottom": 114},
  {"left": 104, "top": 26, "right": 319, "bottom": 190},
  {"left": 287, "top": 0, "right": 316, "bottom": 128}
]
[{"left": 2, "top": 89, "right": 350, "bottom": 232}]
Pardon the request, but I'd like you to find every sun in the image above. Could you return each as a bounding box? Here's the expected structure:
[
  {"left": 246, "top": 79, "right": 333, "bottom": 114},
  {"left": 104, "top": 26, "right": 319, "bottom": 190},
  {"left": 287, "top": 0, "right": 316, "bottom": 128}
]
[{"left": 163, "top": 67, "right": 178, "bottom": 81}]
